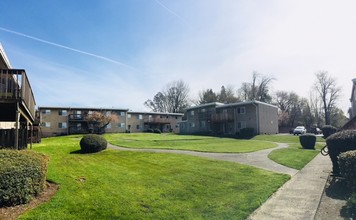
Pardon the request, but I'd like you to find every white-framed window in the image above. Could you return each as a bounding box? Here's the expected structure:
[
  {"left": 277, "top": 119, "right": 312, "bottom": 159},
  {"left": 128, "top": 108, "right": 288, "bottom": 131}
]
[
  {"left": 238, "top": 107, "right": 246, "bottom": 114},
  {"left": 106, "top": 123, "right": 112, "bottom": 129},
  {"left": 128, "top": 114, "right": 131, "bottom": 119},
  {"left": 237, "top": 121, "right": 246, "bottom": 129},
  {"left": 137, "top": 114, "right": 143, "bottom": 120},
  {"left": 58, "top": 122, "right": 67, "bottom": 129},
  {"left": 106, "top": 111, "right": 111, "bottom": 116},
  {"left": 41, "top": 109, "right": 51, "bottom": 115},
  {"left": 119, "top": 123, "right": 125, "bottom": 128},
  {"left": 120, "top": 112, "right": 125, "bottom": 116},
  {"left": 42, "top": 122, "right": 51, "bottom": 128},
  {"left": 190, "top": 110, "right": 195, "bottom": 116},
  {"left": 59, "top": 110, "right": 67, "bottom": 116}
]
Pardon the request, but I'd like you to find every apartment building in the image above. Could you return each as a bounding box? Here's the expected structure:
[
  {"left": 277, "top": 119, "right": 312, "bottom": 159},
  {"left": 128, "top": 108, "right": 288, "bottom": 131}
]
[
  {"left": 39, "top": 107, "right": 183, "bottom": 137},
  {"left": 180, "top": 100, "right": 278, "bottom": 135}
]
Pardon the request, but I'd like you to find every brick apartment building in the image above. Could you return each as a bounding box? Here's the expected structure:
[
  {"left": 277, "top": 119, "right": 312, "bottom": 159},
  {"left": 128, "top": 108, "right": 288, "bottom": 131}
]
[{"left": 39, "top": 107, "right": 183, "bottom": 137}]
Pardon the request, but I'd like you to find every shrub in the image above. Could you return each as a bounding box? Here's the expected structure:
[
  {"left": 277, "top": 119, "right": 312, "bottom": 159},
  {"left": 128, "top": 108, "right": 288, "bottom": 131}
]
[
  {"left": 0, "top": 150, "right": 48, "bottom": 207},
  {"left": 326, "top": 130, "right": 356, "bottom": 175},
  {"left": 238, "top": 128, "right": 255, "bottom": 139},
  {"left": 80, "top": 134, "right": 107, "bottom": 153},
  {"left": 299, "top": 134, "right": 316, "bottom": 149},
  {"left": 322, "top": 125, "right": 337, "bottom": 139},
  {"left": 153, "top": 129, "right": 161, "bottom": 134},
  {"left": 347, "top": 193, "right": 356, "bottom": 218},
  {"left": 338, "top": 150, "right": 356, "bottom": 191},
  {"left": 146, "top": 129, "right": 154, "bottom": 133}
]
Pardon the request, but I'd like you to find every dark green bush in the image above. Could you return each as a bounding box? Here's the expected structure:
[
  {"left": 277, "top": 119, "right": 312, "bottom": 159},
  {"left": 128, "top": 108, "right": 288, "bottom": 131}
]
[
  {"left": 80, "top": 134, "right": 107, "bottom": 153},
  {"left": 299, "top": 134, "right": 316, "bottom": 149},
  {"left": 347, "top": 193, "right": 356, "bottom": 218},
  {"left": 338, "top": 150, "right": 356, "bottom": 191},
  {"left": 238, "top": 128, "right": 255, "bottom": 139},
  {"left": 0, "top": 150, "right": 48, "bottom": 207},
  {"left": 146, "top": 129, "right": 154, "bottom": 133},
  {"left": 326, "top": 130, "right": 356, "bottom": 175},
  {"left": 153, "top": 129, "right": 161, "bottom": 134},
  {"left": 322, "top": 125, "right": 337, "bottom": 139}
]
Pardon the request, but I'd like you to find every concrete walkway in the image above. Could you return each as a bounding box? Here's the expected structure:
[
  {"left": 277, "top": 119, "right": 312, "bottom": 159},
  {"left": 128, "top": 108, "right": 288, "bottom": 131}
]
[
  {"left": 108, "top": 143, "right": 298, "bottom": 176},
  {"left": 108, "top": 143, "right": 332, "bottom": 219},
  {"left": 248, "top": 153, "right": 331, "bottom": 220}
]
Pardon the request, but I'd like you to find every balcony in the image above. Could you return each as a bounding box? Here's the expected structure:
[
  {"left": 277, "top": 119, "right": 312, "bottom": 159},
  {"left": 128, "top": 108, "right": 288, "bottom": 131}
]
[
  {"left": 144, "top": 117, "right": 171, "bottom": 124},
  {"left": 0, "top": 69, "right": 36, "bottom": 122},
  {"left": 212, "top": 113, "right": 234, "bottom": 123},
  {"left": 69, "top": 114, "right": 86, "bottom": 121}
]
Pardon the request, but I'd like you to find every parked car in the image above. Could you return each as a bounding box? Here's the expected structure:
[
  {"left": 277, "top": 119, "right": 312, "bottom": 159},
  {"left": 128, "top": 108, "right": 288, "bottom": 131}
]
[{"left": 293, "top": 126, "right": 306, "bottom": 135}]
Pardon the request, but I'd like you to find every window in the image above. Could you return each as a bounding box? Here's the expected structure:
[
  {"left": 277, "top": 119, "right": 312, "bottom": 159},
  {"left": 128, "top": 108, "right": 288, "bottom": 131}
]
[
  {"left": 191, "top": 111, "right": 195, "bottom": 116},
  {"left": 200, "top": 121, "right": 206, "bottom": 128},
  {"left": 136, "top": 125, "right": 141, "bottom": 129},
  {"left": 106, "top": 111, "right": 111, "bottom": 116},
  {"left": 137, "top": 114, "right": 143, "bottom": 120},
  {"left": 190, "top": 122, "right": 195, "bottom": 127},
  {"left": 59, "top": 110, "right": 67, "bottom": 116},
  {"left": 41, "top": 109, "right": 51, "bottom": 115},
  {"left": 106, "top": 123, "right": 112, "bottom": 129},
  {"left": 120, "top": 112, "right": 125, "bottom": 116},
  {"left": 58, "top": 122, "right": 67, "bottom": 129},
  {"left": 119, "top": 123, "right": 125, "bottom": 128},
  {"left": 237, "top": 121, "right": 246, "bottom": 129},
  {"left": 74, "top": 110, "right": 82, "bottom": 119},
  {"left": 238, "top": 107, "right": 246, "bottom": 114},
  {"left": 42, "top": 122, "right": 51, "bottom": 128},
  {"left": 128, "top": 114, "right": 131, "bottom": 119},
  {"left": 201, "top": 108, "right": 206, "bottom": 113}
]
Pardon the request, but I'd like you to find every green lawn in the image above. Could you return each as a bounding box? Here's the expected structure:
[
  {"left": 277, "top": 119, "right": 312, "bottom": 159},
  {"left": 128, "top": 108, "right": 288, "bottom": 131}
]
[
  {"left": 20, "top": 135, "right": 290, "bottom": 220},
  {"left": 254, "top": 135, "right": 325, "bottom": 170},
  {"left": 105, "top": 133, "right": 277, "bottom": 153}
]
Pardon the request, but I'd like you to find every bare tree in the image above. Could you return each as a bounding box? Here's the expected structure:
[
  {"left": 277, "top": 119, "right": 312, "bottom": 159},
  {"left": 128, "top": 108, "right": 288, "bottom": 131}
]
[
  {"left": 85, "top": 111, "right": 119, "bottom": 134},
  {"left": 238, "top": 71, "right": 275, "bottom": 103},
  {"left": 314, "top": 71, "right": 341, "bottom": 125},
  {"left": 144, "top": 80, "right": 190, "bottom": 113}
]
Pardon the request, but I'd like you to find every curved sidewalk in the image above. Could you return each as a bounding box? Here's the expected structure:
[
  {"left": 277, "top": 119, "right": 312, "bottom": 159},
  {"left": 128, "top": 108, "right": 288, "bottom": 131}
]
[
  {"left": 107, "top": 143, "right": 298, "bottom": 176},
  {"left": 248, "top": 153, "right": 331, "bottom": 220}
]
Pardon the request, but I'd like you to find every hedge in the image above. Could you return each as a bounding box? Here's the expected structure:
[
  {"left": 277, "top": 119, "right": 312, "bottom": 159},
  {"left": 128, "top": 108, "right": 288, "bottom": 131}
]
[
  {"left": 338, "top": 150, "right": 356, "bottom": 192},
  {"left": 299, "top": 134, "right": 316, "bottom": 149},
  {"left": 0, "top": 150, "right": 48, "bottom": 207}
]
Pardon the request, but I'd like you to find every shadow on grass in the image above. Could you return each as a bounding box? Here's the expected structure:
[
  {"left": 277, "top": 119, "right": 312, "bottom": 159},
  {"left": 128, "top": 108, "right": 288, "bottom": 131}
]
[{"left": 70, "top": 149, "right": 82, "bottom": 154}]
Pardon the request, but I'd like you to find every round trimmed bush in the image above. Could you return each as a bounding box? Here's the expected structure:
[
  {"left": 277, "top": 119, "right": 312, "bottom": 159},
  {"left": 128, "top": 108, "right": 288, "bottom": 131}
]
[
  {"left": 322, "top": 125, "right": 337, "bottom": 139},
  {"left": 299, "top": 134, "right": 316, "bottom": 149},
  {"left": 0, "top": 150, "right": 48, "bottom": 207},
  {"left": 326, "top": 130, "right": 356, "bottom": 175},
  {"left": 338, "top": 150, "right": 356, "bottom": 191},
  {"left": 80, "top": 134, "right": 107, "bottom": 153}
]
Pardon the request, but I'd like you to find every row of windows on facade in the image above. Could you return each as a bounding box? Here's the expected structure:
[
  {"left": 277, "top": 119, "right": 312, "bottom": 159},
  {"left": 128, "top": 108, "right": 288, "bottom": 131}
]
[
  {"left": 40, "top": 109, "right": 178, "bottom": 119},
  {"left": 189, "top": 107, "right": 246, "bottom": 116},
  {"left": 41, "top": 122, "right": 175, "bottom": 130},
  {"left": 187, "top": 121, "right": 247, "bottom": 129}
]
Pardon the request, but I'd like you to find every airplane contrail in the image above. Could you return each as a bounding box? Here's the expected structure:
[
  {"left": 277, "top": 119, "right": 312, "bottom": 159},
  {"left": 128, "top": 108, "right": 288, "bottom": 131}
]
[
  {"left": 0, "top": 27, "right": 135, "bottom": 69},
  {"left": 154, "top": 0, "right": 189, "bottom": 26}
]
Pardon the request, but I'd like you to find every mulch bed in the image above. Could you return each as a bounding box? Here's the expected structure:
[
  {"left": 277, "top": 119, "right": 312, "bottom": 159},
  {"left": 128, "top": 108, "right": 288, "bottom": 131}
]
[{"left": 0, "top": 181, "right": 59, "bottom": 220}]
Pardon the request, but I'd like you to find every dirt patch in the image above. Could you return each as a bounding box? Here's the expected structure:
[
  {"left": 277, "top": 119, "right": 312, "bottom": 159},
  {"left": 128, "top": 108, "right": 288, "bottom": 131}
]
[
  {"left": 315, "top": 175, "right": 352, "bottom": 219},
  {"left": 0, "top": 181, "right": 59, "bottom": 220}
]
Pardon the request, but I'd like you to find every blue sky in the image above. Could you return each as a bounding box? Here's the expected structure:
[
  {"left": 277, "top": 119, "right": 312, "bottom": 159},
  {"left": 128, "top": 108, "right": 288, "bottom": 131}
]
[{"left": 1, "top": 0, "right": 356, "bottom": 113}]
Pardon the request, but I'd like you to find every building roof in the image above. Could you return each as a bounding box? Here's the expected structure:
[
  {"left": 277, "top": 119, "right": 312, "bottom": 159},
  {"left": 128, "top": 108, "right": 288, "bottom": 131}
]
[
  {"left": 185, "top": 102, "right": 224, "bottom": 111},
  {"left": 38, "top": 106, "right": 129, "bottom": 111},
  {"left": 216, "top": 100, "right": 278, "bottom": 109},
  {"left": 0, "top": 43, "right": 12, "bottom": 69},
  {"left": 128, "top": 111, "right": 184, "bottom": 116}
]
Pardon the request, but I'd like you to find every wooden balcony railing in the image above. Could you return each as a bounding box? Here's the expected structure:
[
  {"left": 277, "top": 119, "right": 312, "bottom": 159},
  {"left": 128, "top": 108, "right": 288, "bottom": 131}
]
[{"left": 0, "top": 69, "right": 36, "bottom": 120}]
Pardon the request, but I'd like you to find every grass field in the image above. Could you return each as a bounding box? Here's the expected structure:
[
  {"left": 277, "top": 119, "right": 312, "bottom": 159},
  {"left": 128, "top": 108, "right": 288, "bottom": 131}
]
[
  {"left": 20, "top": 135, "right": 290, "bottom": 220},
  {"left": 105, "top": 133, "right": 277, "bottom": 153}
]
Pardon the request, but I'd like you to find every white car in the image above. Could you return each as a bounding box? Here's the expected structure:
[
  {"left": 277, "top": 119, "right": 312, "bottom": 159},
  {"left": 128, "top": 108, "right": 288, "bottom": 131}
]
[{"left": 293, "top": 126, "right": 306, "bottom": 135}]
